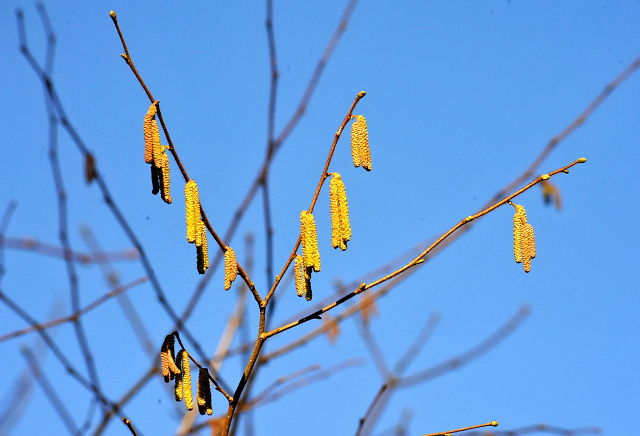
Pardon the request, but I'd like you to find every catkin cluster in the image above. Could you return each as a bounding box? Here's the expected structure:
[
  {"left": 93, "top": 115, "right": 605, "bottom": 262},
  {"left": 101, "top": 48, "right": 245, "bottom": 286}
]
[
  {"left": 224, "top": 246, "right": 238, "bottom": 291},
  {"left": 329, "top": 173, "right": 351, "bottom": 251},
  {"left": 144, "top": 103, "right": 172, "bottom": 204},
  {"left": 351, "top": 115, "right": 372, "bottom": 171},
  {"left": 160, "top": 334, "right": 181, "bottom": 383},
  {"left": 185, "top": 180, "right": 209, "bottom": 274},
  {"left": 511, "top": 203, "right": 536, "bottom": 273},
  {"left": 197, "top": 368, "right": 213, "bottom": 416}
]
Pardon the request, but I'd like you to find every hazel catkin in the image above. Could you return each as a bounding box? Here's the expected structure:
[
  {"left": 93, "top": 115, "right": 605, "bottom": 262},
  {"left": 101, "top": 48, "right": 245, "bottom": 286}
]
[
  {"left": 329, "top": 173, "right": 351, "bottom": 251},
  {"left": 174, "top": 351, "right": 183, "bottom": 402},
  {"left": 143, "top": 103, "right": 157, "bottom": 164},
  {"left": 294, "top": 255, "right": 304, "bottom": 297},
  {"left": 196, "top": 368, "right": 212, "bottom": 416},
  {"left": 159, "top": 149, "right": 172, "bottom": 204},
  {"left": 511, "top": 203, "right": 536, "bottom": 273},
  {"left": 300, "top": 211, "right": 321, "bottom": 273},
  {"left": 224, "top": 246, "right": 238, "bottom": 290},
  {"left": 185, "top": 180, "right": 200, "bottom": 243},
  {"left": 181, "top": 350, "right": 194, "bottom": 411},
  {"left": 351, "top": 115, "right": 371, "bottom": 171}
]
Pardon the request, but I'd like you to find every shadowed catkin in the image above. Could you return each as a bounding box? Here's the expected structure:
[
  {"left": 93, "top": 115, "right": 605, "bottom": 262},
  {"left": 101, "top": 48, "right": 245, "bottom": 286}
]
[
  {"left": 294, "top": 255, "right": 304, "bottom": 297},
  {"left": 329, "top": 173, "right": 351, "bottom": 251},
  {"left": 224, "top": 246, "right": 238, "bottom": 290},
  {"left": 174, "top": 351, "right": 183, "bottom": 402},
  {"left": 151, "top": 162, "right": 160, "bottom": 195},
  {"left": 185, "top": 180, "right": 200, "bottom": 243},
  {"left": 300, "top": 211, "right": 321, "bottom": 273},
  {"left": 160, "top": 335, "right": 181, "bottom": 383},
  {"left": 143, "top": 103, "right": 157, "bottom": 164},
  {"left": 304, "top": 266, "right": 312, "bottom": 301},
  {"left": 196, "top": 220, "right": 209, "bottom": 274},
  {"left": 351, "top": 115, "right": 371, "bottom": 171},
  {"left": 180, "top": 350, "right": 193, "bottom": 411},
  {"left": 151, "top": 119, "right": 162, "bottom": 165},
  {"left": 197, "top": 368, "right": 212, "bottom": 416}
]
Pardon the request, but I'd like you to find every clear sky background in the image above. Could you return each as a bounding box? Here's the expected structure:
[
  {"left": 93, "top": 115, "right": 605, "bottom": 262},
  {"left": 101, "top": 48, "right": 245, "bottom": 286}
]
[{"left": 1, "top": 1, "right": 639, "bottom": 436}]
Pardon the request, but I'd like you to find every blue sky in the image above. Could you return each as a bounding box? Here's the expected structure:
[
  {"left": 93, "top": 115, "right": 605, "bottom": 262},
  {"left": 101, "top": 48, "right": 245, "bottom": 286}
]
[{"left": 1, "top": 1, "right": 639, "bottom": 435}]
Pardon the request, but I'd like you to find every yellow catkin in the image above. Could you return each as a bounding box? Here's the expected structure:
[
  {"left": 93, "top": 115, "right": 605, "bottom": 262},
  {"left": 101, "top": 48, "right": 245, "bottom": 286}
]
[
  {"left": 512, "top": 203, "right": 536, "bottom": 273},
  {"left": 159, "top": 150, "right": 172, "bottom": 204},
  {"left": 151, "top": 119, "right": 162, "bottom": 166},
  {"left": 144, "top": 103, "right": 157, "bottom": 164},
  {"left": 196, "top": 220, "right": 209, "bottom": 274},
  {"left": 181, "top": 350, "right": 194, "bottom": 411},
  {"left": 197, "top": 368, "right": 212, "bottom": 416},
  {"left": 351, "top": 117, "right": 361, "bottom": 168},
  {"left": 300, "top": 211, "right": 321, "bottom": 273},
  {"left": 525, "top": 223, "right": 536, "bottom": 259},
  {"left": 350, "top": 115, "right": 371, "bottom": 169},
  {"left": 185, "top": 180, "right": 200, "bottom": 243},
  {"left": 294, "top": 255, "right": 304, "bottom": 297},
  {"left": 513, "top": 211, "right": 523, "bottom": 264},
  {"left": 174, "top": 351, "right": 183, "bottom": 402},
  {"left": 160, "top": 335, "right": 180, "bottom": 382},
  {"left": 329, "top": 173, "right": 351, "bottom": 251},
  {"left": 224, "top": 246, "right": 238, "bottom": 290}
]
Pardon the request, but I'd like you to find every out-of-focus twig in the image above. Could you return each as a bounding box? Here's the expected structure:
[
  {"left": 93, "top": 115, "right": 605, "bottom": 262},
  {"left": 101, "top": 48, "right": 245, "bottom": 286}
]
[
  {"left": 21, "top": 346, "right": 79, "bottom": 436},
  {"left": 0, "top": 276, "right": 147, "bottom": 344}
]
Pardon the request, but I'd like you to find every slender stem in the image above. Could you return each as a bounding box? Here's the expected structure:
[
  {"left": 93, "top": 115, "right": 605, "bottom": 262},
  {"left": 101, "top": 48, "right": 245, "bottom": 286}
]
[
  {"left": 265, "top": 159, "right": 584, "bottom": 339},
  {"left": 355, "top": 384, "right": 388, "bottom": 436},
  {"left": 421, "top": 421, "right": 498, "bottom": 436},
  {"left": 264, "top": 91, "right": 366, "bottom": 306}
]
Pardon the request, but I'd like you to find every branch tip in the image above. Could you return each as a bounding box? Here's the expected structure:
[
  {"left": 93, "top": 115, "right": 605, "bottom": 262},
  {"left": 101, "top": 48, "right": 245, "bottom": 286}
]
[
  {"left": 491, "top": 421, "right": 498, "bottom": 427},
  {"left": 109, "top": 11, "right": 116, "bottom": 20},
  {"left": 357, "top": 90, "right": 366, "bottom": 98},
  {"left": 120, "top": 54, "right": 128, "bottom": 61},
  {"left": 578, "top": 157, "right": 587, "bottom": 163}
]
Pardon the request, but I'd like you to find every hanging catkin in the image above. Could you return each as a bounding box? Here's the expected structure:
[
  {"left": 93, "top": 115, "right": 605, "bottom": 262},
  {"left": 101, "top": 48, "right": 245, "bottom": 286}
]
[
  {"left": 160, "top": 335, "right": 181, "bottom": 382},
  {"left": 143, "top": 103, "right": 157, "bottom": 164},
  {"left": 196, "top": 368, "right": 212, "bottom": 416},
  {"left": 511, "top": 203, "right": 536, "bottom": 273},
  {"left": 181, "top": 350, "right": 194, "bottom": 411},
  {"left": 196, "top": 220, "right": 209, "bottom": 274},
  {"left": 304, "top": 266, "right": 313, "bottom": 301},
  {"left": 159, "top": 149, "right": 172, "bottom": 204},
  {"left": 294, "top": 255, "right": 304, "bottom": 297},
  {"left": 329, "top": 173, "right": 351, "bottom": 251},
  {"left": 300, "top": 211, "right": 321, "bottom": 273},
  {"left": 185, "top": 180, "right": 200, "bottom": 243},
  {"left": 351, "top": 115, "right": 371, "bottom": 171},
  {"left": 224, "top": 246, "right": 238, "bottom": 290},
  {"left": 151, "top": 163, "right": 160, "bottom": 195},
  {"left": 151, "top": 120, "right": 162, "bottom": 166},
  {"left": 174, "top": 350, "right": 183, "bottom": 402}
]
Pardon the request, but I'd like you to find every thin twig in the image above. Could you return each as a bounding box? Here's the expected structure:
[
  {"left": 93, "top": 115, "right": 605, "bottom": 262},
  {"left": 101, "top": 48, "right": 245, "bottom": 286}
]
[
  {"left": 463, "top": 424, "right": 601, "bottom": 436},
  {"left": 421, "top": 421, "right": 498, "bottom": 436},
  {"left": 109, "top": 11, "right": 261, "bottom": 305},
  {"left": 264, "top": 90, "right": 367, "bottom": 306},
  {"left": 179, "top": 0, "right": 360, "bottom": 322},
  {"left": 266, "top": 160, "right": 583, "bottom": 339},
  {"left": 356, "top": 321, "right": 390, "bottom": 378},
  {"left": 121, "top": 417, "right": 138, "bottom": 436},
  {"left": 17, "top": 6, "right": 212, "bottom": 367}
]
